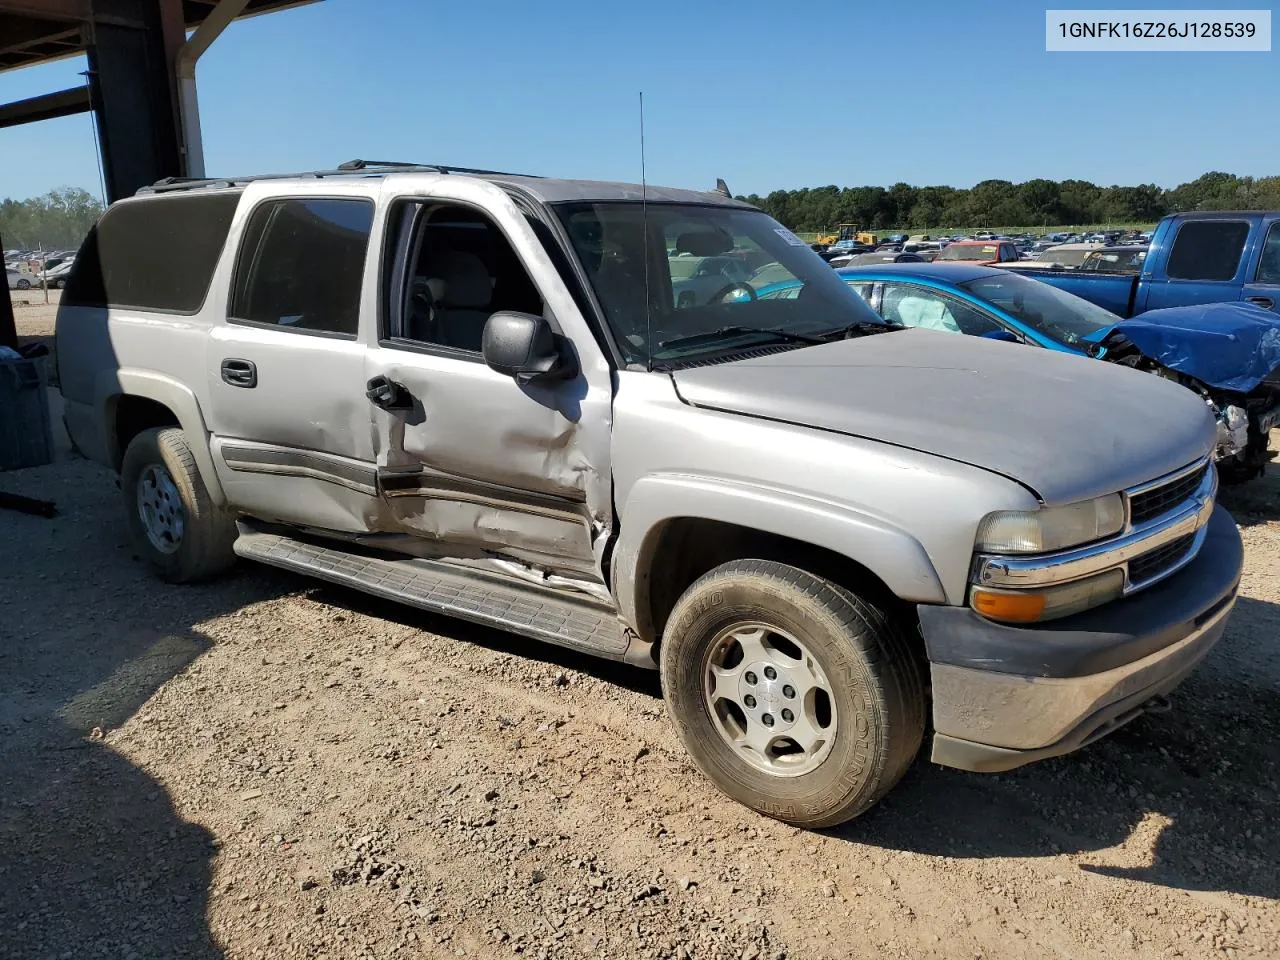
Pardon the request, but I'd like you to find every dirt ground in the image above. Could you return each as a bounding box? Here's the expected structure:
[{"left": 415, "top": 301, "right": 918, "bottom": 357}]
[
  {"left": 10, "top": 288, "right": 59, "bottom": 334},
  {"left": 2, "top": 372, "right": 1279, "bottom": 959}
]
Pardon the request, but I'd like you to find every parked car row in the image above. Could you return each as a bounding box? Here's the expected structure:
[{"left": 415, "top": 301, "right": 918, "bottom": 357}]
[{"left": 5, "top": 248, "right": 77, "bottom": 289}]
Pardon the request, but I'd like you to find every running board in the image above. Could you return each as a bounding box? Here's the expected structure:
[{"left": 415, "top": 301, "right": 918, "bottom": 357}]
[{"left": 234, "top": 526, "right": 651, "bottom": 666}]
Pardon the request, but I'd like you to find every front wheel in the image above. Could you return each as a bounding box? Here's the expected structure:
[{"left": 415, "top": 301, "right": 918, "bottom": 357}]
[
  {"left": 121, "top": 427, "right": 237, "bottom": 583},
  {"left": 660, "top": 560, "right": 925, "bottom": 828},
  {"left": 16, "top": 278, "right": 30, "bottom": 290},
  {"left": 1218, "top": 422, "right": 1273, "bottom": 486}
]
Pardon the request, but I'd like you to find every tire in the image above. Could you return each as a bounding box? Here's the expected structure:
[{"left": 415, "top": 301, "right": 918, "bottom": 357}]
[
  {"left": 16, "top": 278, "right": 30, "bottom": 290},
  {"left": 121, "top": 427, "right": 237, "bottom": 583},
  {"left": 660, "top": 560, "right": 925, "bottom": 828},
  {"left": 1217, "top": 424, "right": 1272, "bottom": 486}
]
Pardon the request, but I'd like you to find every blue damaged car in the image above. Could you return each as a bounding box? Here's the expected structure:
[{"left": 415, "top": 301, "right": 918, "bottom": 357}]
[{"left": 754, "top": 263, "right": 1280, "bottom": 483}]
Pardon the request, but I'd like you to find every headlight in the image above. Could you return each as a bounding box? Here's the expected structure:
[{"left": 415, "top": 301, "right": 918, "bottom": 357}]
[
  {"left": 971, "top": 569, "right": 1125, "bottom": 623},
  {"left": 975, "top": 494, "right": 1124, "bottom": 554}
]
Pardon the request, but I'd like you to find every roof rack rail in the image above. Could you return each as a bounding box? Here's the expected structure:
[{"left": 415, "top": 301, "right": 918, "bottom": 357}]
[
  {"left": 135, "top": 160, "right": 542, "bottom": 195},
  {"left": 337, "top": 159, "right": 542, "bottom": 177}
]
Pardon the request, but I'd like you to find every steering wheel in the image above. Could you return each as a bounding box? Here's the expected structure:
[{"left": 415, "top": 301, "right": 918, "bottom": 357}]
[{"left": 710, "top": 282, "right": 758, "bottom": 304}]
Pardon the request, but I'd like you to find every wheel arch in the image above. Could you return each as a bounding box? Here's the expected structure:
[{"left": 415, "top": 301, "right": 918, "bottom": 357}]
[
  {"left": 99, "top": 369, "right": 226, "bottom": 506},
  {"left": 613, "top": 475, "right": 946, "bottom": 651}
]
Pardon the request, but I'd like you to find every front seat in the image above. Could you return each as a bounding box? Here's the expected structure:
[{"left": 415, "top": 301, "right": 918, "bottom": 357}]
[{"left": 426, "top": 251, "right": 494, "bottom": 352}]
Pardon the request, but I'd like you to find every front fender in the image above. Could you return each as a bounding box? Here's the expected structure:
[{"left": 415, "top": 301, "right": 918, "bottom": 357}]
[
  {"left": 613, "top": 473, "right": 946, "bottom": 639},
  {"left": 99, "top": 368, "right": 226, "bottom": 506}
]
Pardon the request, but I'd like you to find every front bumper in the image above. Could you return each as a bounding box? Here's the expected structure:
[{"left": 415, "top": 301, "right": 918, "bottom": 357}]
[{"left": 919, "top": 504, "right": 1242, "bottom": 773}]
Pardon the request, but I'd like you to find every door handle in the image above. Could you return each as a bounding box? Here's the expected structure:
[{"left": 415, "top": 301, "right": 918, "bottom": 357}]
[
  {"left": 366, "top": 375, "right": 413, "bottom": 410},
  {"left": 220, "top": 358, "right": 257, "bottom": 388},
  {"left": 1247, "top": 296, "right": 1275, "bottom": 310}
]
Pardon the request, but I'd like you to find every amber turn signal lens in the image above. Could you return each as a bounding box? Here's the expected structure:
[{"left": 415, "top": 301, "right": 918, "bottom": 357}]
[{"left": 971, "top": 588, "right": 1047, "bottom": 623}]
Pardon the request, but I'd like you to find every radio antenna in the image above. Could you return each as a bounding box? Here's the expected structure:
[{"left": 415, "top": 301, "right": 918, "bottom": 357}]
[{"left": 640, "top": 90, "right": 653, "bottom": 370}]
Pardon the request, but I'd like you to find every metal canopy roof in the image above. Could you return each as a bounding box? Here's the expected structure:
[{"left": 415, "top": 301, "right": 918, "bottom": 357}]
[{"left": 0, "top": 0, "right": 316, "bottom": 73}]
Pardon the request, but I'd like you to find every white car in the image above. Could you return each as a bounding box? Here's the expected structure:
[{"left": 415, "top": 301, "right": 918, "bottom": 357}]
[
  {"left": 6, "top": 268, "right": 32, "bottom": 290},
  {"left": 41, "top": 259, "right": 76, "bottom": 288}
]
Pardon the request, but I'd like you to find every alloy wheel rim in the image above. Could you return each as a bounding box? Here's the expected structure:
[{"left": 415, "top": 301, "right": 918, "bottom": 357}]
[
  {"left": 136, "top": 463, "right": 185, "bottom": 554},
  {"left": 704, "top": 621, "right": 837, "bottom": 777}
]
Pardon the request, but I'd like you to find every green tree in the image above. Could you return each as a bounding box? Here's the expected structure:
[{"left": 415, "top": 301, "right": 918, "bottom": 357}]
[
  {"left": 0, "top": 187, "right": 103, "bottom": 250},
  {"left": 734, "top": 171, "right": 1276, "bottom": 231}
]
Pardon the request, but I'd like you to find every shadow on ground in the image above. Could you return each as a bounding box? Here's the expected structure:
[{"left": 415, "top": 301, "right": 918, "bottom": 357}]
[
  {"left": 837, "top": 594, "right": 1280, "bottom": 901},
  {"left": 0, "top": 462, "right": 290, "bottom": 960},
  {"left": 303, "top": 582, "right": 665, "bottom": 700},
  {"left": 1219, "top": 472, "right": 1280, "bottom": 527}
]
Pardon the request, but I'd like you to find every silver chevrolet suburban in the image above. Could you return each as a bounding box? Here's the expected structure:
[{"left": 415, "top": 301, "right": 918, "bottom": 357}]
[{"left": 55, "top": 161, "right": 1243, "bottom": 827}]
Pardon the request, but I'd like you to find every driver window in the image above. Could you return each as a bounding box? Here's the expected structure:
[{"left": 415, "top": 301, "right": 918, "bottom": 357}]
[
  {"left": 394, "top": 204, "right": 543, "bottom": 353},
  {"left": 879, "top": 283, "right": 1004, "bottom": 336}
]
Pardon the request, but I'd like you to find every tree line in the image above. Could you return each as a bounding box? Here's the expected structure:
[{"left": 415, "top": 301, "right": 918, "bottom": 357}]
[
  {"left": 0, "top": 188, "right": 104, "bottom": 252},
  {"left": 4, "top": 173, "right": 1280, "bottom": 250},
  {"left": 739, "top": 172, "right": 1280, "bottom": 232}
]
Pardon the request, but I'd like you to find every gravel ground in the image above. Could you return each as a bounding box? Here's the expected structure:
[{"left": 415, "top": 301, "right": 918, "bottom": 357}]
[{"left": 1, "top": 421, "right": 1278, "bottom": 959}]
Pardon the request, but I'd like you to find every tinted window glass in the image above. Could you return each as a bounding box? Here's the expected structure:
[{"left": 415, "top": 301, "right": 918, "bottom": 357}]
[
  {"left": 1166, "top": 221, "right": 1249, "bottom": 281},
  {"left": 396, "top": 205, "right": 543, "bottom": 353},
  {"left": 879, "top": 283, "right": 1004, "bottom": 337},
  {"left": 1256, "top": 222, "right": 1280, "bottom": 284},
  {"left": 63, "top": 193, "right": 239, "bottom": 311},
  {"left": 231, "top": 198, "right": 373, "bottom": 336}
]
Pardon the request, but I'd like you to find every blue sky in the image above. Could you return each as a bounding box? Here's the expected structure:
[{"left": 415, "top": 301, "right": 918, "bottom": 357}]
[{"left": 1, "top": 0, "right": 1276, "bottom": 201}]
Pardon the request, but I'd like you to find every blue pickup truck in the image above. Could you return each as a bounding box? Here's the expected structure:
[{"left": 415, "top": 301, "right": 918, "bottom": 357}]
[{"left": 1024, "top": 211, "right": 1280, "bottom": 317}]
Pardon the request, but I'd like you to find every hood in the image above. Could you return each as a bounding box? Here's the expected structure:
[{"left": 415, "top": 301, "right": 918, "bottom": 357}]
[
  {"left": 1108, "top": 302, "right": 1280, "bottom": 394},
  {"left": 670, "top": 329, "right": 1216, "bottom": 504}
]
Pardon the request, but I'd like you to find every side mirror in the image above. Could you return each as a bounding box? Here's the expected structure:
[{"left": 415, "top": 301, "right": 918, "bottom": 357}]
[{"left": 481, "top": 311, "right": 576, "bottom": 383}]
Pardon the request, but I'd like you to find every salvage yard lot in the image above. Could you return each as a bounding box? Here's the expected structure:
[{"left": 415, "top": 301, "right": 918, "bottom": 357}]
[{"left": 1, "top": 430, "right": 1279, "bottom": 959}]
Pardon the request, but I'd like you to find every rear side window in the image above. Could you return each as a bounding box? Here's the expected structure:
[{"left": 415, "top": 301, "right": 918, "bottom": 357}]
[
  {"left": 1165, "top": 221, "right": 1249, "bottom": 281},
  {"left": 1256, "top": 222, "right": 1280, "bottom": 284},
  {"left": 230, "top": 198, "right": 374, "bottom": 337},
  {"left": 63, "top": 193, "right": 239, "bottom": 311}
]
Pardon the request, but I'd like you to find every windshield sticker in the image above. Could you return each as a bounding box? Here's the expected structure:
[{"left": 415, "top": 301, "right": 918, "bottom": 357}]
[
  {"left": 774, "top": 227, "right": 806, "bottom": 246},
  {"left": 982, "top": 245, "right": 997, "bottom": 254}
]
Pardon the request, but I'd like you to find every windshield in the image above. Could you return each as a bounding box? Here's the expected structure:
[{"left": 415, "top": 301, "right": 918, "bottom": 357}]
[
  {"left": 959, "top": 272, "right": 1118, "bottom": 345},
  {"left": 1038, "top": 246, "right": 1096, "bottom": 267},
  {"left": 937, "top": 243, "right": 999, "bottom": 261},
  {"left": 555, "top": 202, "right": 888, "bottom": 366},
  {"left": 1082, "top": 249, "right": 1146, "bottom": 273}
]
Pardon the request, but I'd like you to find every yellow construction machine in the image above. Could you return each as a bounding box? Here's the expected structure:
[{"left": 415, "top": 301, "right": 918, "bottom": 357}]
[{"left": 816, "top": 223, "right": 878, "bottom": 247}]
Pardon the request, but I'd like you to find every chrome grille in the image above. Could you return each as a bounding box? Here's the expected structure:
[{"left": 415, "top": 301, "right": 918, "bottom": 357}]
[
  {"left": 1129, "top": 464, "right": 1208, "bottom": 526},
  {"left": 1128, "top": 534, "right": 1196, "bottom": 585}
]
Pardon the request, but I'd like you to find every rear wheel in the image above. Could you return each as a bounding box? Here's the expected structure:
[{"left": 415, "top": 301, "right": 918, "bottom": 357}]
[
  {"left": 121, "top": 427, "right": 237, "bottom": 583},
  {"left": 15, "top": 278, "right": 30, "bottom": 290},
  {"left": 660, "top": 560, "right": 925, "bottom": 828}
]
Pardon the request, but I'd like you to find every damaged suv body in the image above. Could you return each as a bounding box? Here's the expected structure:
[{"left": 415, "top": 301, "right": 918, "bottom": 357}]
[{"left": 55, "top": 163, "right": 1242, "bottom": 826}]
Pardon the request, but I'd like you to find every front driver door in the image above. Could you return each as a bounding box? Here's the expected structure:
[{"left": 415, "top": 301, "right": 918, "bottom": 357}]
[{"left": 363, "top": 180, "right": 615, "bottom": 581}]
